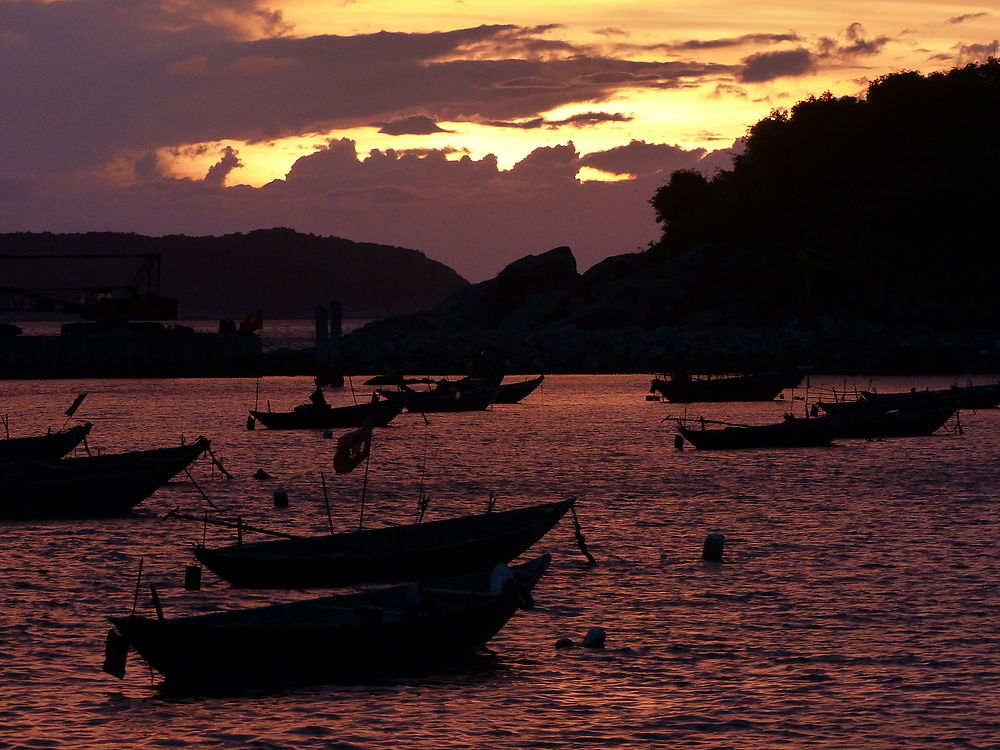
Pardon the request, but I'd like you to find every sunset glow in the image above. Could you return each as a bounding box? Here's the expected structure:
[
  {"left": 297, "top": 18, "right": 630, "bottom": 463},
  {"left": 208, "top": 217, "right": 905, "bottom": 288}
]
[{"left": 1, "top": 0, "right": 996, "bottom": 278}]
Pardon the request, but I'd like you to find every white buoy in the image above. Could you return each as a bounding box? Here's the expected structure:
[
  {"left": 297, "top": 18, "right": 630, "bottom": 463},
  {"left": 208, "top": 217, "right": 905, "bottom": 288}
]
[
  {"left": 702, "top": 531, "right": 725, "bottom": 561},
  {"left": 581, "top": 626, "right": 606, "bottom": 649}
]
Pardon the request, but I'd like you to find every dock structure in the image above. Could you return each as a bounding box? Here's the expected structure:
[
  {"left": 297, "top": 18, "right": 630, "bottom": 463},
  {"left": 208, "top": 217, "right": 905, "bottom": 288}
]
[{"left": 0, "top": 331, "right": 262, "bottom": 379}]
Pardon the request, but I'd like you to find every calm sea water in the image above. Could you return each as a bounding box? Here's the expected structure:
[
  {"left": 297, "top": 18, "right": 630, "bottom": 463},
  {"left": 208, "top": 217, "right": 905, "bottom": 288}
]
[{"left": 0, "top": 372, "right": 998, "bottom": 749}]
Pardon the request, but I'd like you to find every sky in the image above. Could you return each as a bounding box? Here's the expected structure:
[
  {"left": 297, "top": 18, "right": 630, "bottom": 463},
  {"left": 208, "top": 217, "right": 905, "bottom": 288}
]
[{"left": 0, "top": 1, "right": 996, "bottom": 281}]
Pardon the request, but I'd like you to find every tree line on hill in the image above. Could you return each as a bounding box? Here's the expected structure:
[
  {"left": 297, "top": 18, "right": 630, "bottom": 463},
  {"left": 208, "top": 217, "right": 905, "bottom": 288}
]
[{"left": 647, "top": 59, "right": 1000, "bottom": 326}]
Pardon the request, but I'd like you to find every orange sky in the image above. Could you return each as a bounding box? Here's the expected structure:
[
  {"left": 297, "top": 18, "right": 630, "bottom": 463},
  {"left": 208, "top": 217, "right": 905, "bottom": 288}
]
[
  {"left": 1, "top": 1, "right": 996, "bottom": 278},
  {"left": 158, "top": 1, "right": 998, "bottom": 185}
]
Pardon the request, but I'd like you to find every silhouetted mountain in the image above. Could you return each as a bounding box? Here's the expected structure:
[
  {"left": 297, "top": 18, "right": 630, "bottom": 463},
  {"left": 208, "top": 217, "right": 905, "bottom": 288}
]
[{"left": 0, "top": 228, "right": 468, "bottom": 318}]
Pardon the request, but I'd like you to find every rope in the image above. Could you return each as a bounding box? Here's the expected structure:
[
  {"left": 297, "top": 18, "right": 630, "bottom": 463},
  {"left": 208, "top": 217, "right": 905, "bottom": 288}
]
[{"left": 183, "top": 467, "right": 220, "bottom": 510}]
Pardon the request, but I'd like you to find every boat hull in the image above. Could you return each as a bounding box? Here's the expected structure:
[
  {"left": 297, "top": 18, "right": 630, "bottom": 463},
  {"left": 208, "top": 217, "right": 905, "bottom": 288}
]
[
  {"left": 0, "top": 438, "right": 209, "bottom": 520},
  {"left": 194, "top": 499, "right": 573, "bottom": 588},
  {"left": 651, "top": 369, "right": 804, "bottom": 403},
  {"left": 109, "top": 555, "right": 550, "bottom": 687},
  {"left": 678, "top": 419, "right": 835, "bottom": 449},
  {"left": 249, "top": 399, "right": 404, "bottom": 429},
  {"left": 0, "top": 422, "right": 92, "bottom": 462},
  {"left": 492, "top": 375, "right": 545, "bottom": 404}
]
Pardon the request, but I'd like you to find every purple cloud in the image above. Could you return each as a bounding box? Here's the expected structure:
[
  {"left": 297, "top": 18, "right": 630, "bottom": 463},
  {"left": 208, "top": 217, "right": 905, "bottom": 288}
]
[
  {"left": 374, "top": 115, "right": 454, "bottom": 136},
  {"left": 738, "top": 48, "right": 816, "bottom": 82}
]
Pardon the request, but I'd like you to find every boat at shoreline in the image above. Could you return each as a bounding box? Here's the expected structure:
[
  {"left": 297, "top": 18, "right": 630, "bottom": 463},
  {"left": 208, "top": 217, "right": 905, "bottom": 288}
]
[{"left": 106, "top": 554, "right": 551, "bottom": 687}]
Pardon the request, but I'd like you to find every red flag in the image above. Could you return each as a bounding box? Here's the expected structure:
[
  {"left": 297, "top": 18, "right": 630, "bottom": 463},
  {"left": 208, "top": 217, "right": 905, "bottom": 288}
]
[
  {"left": 333, "top": 416, "right": 374, "bottom": 474},
  {"left": 239, "top": 310, "right": 263, "bottom": 333}
]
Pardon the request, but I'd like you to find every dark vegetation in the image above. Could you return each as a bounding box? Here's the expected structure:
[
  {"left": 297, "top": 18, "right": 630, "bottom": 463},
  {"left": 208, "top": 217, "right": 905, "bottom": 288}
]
[
  {"left": 0, "top": 228, "right": 468, "bottom": 318},
  {"left": 648, "top": 59, "right": 1000, "bottom": 325}
]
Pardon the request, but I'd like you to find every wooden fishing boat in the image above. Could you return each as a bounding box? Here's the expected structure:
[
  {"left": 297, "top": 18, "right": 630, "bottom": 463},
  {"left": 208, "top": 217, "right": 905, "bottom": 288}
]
[
  {"left": 106, "top": 554, "right": 551, "bottom": 687},
  {"left": 651, "top": 368, "right": 804, "bottom": 403},
  {"left": 677, "top": 416, "right": 835, "bottom": 449},
  {"left": 0, "top": 422, "right": 92, "bottom": 462},
  {"left": 492, "top": 375, "right": 545, "bottom": 404},
  {"left": 816, "top": 402, "right": 958, "bottom": 439},
  {"left": 860, "top": 383, "right": 1000, "bottom": 410},
  {"left": 249, "top": 398, "right": 404, "bottom": 429},
  {"left": 193, "top": 498, "right": 575, "bottom": 588},
  {"left": 376, "top": 380, "right": 499, "bottom": 412},
  {"left": 0, "top": 437, "right": 211, "bottom": 520}
]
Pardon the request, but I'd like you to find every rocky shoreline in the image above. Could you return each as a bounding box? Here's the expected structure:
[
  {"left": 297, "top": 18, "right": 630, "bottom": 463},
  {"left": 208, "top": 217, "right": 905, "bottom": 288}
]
[{"left": 322, "top": 246, "right": 1000, "bottom": 377}]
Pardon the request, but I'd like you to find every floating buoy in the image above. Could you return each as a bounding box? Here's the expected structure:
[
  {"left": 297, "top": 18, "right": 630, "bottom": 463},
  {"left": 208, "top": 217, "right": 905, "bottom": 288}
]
[
  {"left": 273, "top": 487, "right": 289, "bottom": 507},
  {"left": 581, "top": 627, "right": 606, "bottom": 649},
  {"left": 555, "top": 637, "right": 575, "bottom": 649},
  {"left": 253, "top": 468, "right": 272, "bottom": 480},
  {"left": 702, "top": 531, "right": 725, "bottom": 562},
  {"left": 183, "top": 565, "right": 202, "bottom": 591}
]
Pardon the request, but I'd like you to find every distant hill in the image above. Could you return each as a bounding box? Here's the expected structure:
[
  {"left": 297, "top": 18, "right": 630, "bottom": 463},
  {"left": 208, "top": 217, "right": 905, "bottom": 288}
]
[{"left": 0, "top": 228, "right": 468, "bottom": 318}]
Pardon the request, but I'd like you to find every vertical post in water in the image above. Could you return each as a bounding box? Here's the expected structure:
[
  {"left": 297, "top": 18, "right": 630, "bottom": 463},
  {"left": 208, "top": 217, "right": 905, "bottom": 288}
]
[
  {"left": 315, "top": 304, "right": 329, "bottom": 384},
  {"left": 327, "top": 301, "right": 344, "bottom": 388},
  {"left": 321, "top": 472, "right": 334, "bottom": 535},
  {"left": 130, "top": 557, "right": 144, "bottom": 616},
  {"left": 358, "top": 445, "right": 372, "bottom": 531}
]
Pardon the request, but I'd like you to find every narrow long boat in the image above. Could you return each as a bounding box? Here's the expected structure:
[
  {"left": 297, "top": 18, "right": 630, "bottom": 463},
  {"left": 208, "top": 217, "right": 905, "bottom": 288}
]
[
  {"left": 0, "top": 437, "right": 210, "bottom": 520},
  {"left": 249, "top": 398, "right": 404, "bottom": 429},
  {"left": 651, "top": 368, "right": 804, "bottom": 403},
  {"left": 106, "top": 554, "right": 551, "bottom": 687},
  {"left": 193, "top": 498, "right": 574, "bottom": 588},
  {"left": 0, "top": 422, "right": 92, "bottom": 462},
  {"left": 678, "top": 417, "right": 835, "bottom": 449}
]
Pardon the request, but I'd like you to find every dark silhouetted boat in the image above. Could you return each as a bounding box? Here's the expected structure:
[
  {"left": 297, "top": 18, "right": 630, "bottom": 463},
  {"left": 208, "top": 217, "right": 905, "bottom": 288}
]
[
  {"left": 677, "top": 416, "right": 835, "bottom": 449},
  {"left": 651, "top": 368, "right": 804, "bottom": 403},
  {"left": 0, "top": 422, "right": 92, "bottom": 462},
  {"left": 859, "top": 382, "right": 1000, "bottom": 410},
  {"left": 249, "top": 397, "right": 404, "bottom": 429},
  {"left": 816, "top": 401, "right": 958, "bottom": 439},
  {"left": 0, "top": 437, "right": 210, "bottom": 520},
  {"left": 376, "top": 378, "right": 499, "bottom": 412},
  {"left": 105, "top": 554, "right": 550, "bottom": 687},
  {"left": 492, "top": 375, "right": 545, "bottom": 404},
  {"left": 193, "top": 498, "right": 574, "bottom": 588}
]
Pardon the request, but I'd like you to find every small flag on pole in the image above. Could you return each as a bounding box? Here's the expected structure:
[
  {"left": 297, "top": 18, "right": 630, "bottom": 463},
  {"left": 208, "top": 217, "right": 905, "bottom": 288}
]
[
  {"left": 65, "top": 392, "right": 88, "bottom": 417},
  {"left": 333, "top": 416, "right": 374, "bottom": 474}
]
